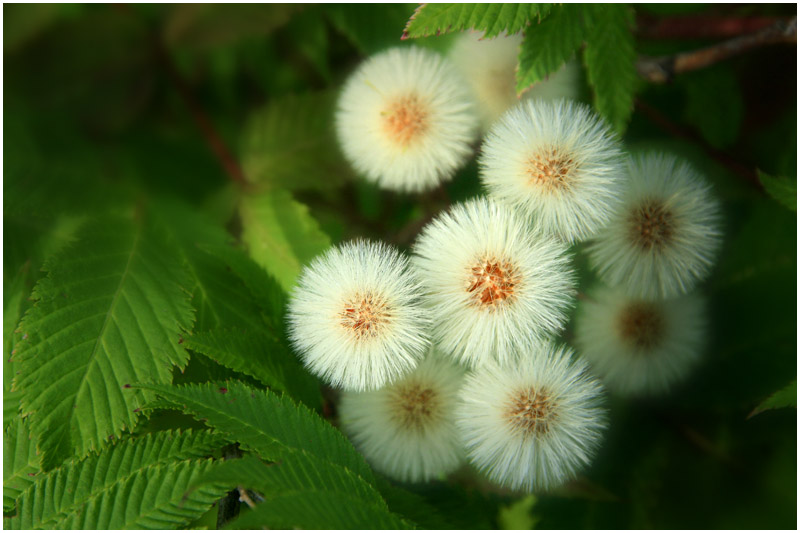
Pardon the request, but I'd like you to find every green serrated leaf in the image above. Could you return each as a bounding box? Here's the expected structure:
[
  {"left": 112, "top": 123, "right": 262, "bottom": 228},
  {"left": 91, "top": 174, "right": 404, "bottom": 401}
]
[
  {"left": 4, "top": 264, "right": 34, "bottom": 427},
  {"left": 3, "top": 418, "right": 39, "bottom": 513},
  {"left": 148, "top": 198, "right": 270, "bottom": 333},
  {"left": 182, "top": 328, "right": 321, "bottom": 411},
  {"left": 198, "top": 243, "right": 287, "bottom": 329},
  {"left": 757, "top": 170, "right": 796, "bottom": 211},
  {"left": 582, "top": 4, "right": 638, "bottom": 133},
  {"left": 136, "top": 381, "right": 373, "bottom": 484},
  {"left": 240, "top": 190, "right": 330, "bottom": 292},
  {"left": 58, "top": 460, "right": 226, "bottom": 529},
  {"left": 404, "top": 3, "right": 552, "bottom": 39},
  {"left": 750, "top": 381, "right": 797, "bottom": 418},
  {"left": 6, "top": 429, "right": 227, "bottom": 529},
  {"left": 240, "top": 92, "right": 353, "bottom": 191},
  {"left": 516, "top": 4, "right": 584, "bottom": 94},
  {"left": 197, "top": 455, "right": 411, "bottom": 530},
  {"left": 12, "top": 214, "right": 195, "bottom": 469}
]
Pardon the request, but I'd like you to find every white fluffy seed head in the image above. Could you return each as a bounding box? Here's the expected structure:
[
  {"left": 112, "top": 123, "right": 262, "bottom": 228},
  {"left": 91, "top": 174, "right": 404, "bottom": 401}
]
[
  {"left": 287, "top": 239, "right": 431, "bottom": 391},
  {"left": 339, "top": 352, "right": 465, "bottom": 483},
  {"left": 480, "top": 99, "right": 625, "bottom": 243},
  {"left": 586, "top": 152, "right": 723, "bottom": 299},
  {"left": 411, "top": 197, "right": 575, "bottom": 368},
  {"left": 456, "top": 343, "right": 607, "bottom": 493},
  {"left": 335, "top": 46, "right": 479, "bottom": 193},
  {"left": 574, "top": 285, "right": 707, "bottom": 396},
  {"left": 448, "top": 31, "right": 581, "bottom": 130}
]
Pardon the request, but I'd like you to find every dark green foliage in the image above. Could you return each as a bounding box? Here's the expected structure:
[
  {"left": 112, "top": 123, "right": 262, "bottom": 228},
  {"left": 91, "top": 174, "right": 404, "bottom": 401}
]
[
  {"left": 3, "top": 3, "right": 795, "bottom": 530},
  {"left": 239, "top": 91, "right": 353, "bottom": 191}
]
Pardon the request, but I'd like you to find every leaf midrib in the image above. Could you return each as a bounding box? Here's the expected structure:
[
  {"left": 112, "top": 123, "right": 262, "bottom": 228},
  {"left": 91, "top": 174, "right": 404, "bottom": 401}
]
[{"left": 73, "top": 223, "right": 143, "bottom": 446}]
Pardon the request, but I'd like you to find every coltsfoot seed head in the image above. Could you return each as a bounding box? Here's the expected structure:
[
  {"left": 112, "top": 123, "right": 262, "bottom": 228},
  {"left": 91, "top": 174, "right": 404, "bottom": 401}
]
[
  {"left": 447, "top": 31, "right": 581, "bottom": 130},
  {"left": 456, "top": 343, "right": 607, "bottom": 493},
  {"left": 574, "top": 285, "right": 707, "bottom": 396},
  {"left": 479, "top": 99, "right": 625, "bottom": 243},
  {"left": 339, "top": 352, "right": 465, "bottom": 482},
  {"left": 411, "top": 197, "right": 575, "bottom": 368},
  {"left": 335, "top": 46, "right": 478, "bottom": 193},
  {"left": 287, "top": 240, "right": 431, "bottom": 391},
  {"left": 586, "top": 152, "right": 723, "bottom": 299}
]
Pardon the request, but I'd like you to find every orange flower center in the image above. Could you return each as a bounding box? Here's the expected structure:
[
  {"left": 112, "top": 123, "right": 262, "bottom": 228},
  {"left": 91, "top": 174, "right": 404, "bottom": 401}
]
[
  {"left": 466, "top": 258, "right": 519, "bottom": 308},
  {"left": 382, "top": 93, "right": 429, "bottom": 147},
  {"left": 506, "top": 387, "right": 556, "bottom": 436},
  {"left": 340, "top": 293, "right": 390, "bottom": 339},
  {"left": 391, "top": 382, "right": 439, "bottom": 430},
  {"left": 526, "top": 147, "right": 576, "bottom": 192}
]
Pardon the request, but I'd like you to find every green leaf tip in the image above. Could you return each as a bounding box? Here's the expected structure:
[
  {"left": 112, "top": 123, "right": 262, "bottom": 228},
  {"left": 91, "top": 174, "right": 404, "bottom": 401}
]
[
  {"left": 749, "top": 380, "right": 797, "bottom": 419},
  {"left": 758, "top": 170, "right": 797, "bottom": 211}
]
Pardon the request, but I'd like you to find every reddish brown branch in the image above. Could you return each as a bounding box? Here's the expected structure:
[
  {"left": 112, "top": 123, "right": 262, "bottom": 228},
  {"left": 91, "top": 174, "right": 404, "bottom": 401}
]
[
  {"left": 157, "top": 46, "right": 248, "bottom": 186},
  {"left": 637, "top": 16, "right": 796, "bottom": 83},
  {"left": 634, "top": 99, "right": 762, "bottom": 190},
  {"left": 637, "top": 14, "right": 783, "bottom": 40}
]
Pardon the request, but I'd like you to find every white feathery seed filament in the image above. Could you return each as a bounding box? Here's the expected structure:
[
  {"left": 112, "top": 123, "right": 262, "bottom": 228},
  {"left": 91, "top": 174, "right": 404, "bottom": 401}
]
[
  {"left": 456, "top": 343, "right": 607, "bottom": 492},
  {"left": 412, "top": 197, "right": 575, "bottom": 368},
  {"left": 339, "top": 353, "right": 465, "bottom": 482},
  {"left": 287, "top": 239, "right": 431, "bottom": 391},
  {"left": 574, "top": 285, "right": 707, "bottom": 396},
  {"left": 480, "top": 99, "right": 625, "bottom": 243},
  {"left": 336, "top": 46, "right": 478, "bottom": 193},
  {"left": 586, "top": 152, "right": 723, "bottom": 299}
]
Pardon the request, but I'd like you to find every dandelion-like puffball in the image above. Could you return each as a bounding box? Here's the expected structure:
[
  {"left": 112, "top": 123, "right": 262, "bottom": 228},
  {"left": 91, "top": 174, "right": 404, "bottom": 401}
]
[
  {"left": 480, "top": 99, "right": 624, "bottom": 243},
  {"left": 448, "top": 31, "right": 581, "bottom": 130},
  {"left": 335, "top": 46, "right": 478, "bottom": 193},
  {"left": 339, "top": 352, "right": 465, "bottom": 482},
  {"left": 412, "top": 198, "right": 574, "bottom": 367},
  {"left": 456, "top": 343, "right": 607, "bottom": 492},
  {"left": 574, "top": 285, "right": 706, "bottom": 396},
  {"left": 287, "top": 240, "right": 431, "bottom": 391},
  {"left": 586, "top": 152, "right": 723, "bottom": 299}
]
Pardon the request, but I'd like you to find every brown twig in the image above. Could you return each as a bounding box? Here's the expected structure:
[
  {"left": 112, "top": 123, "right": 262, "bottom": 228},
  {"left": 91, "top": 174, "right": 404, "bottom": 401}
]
[
  {"left": 637, "top": 16, "right": 796, "bottom": 83},
  {"left": 637, "top": 14, "right": 783, "bottom": 40},
  {"left": 156, "top": 44, "right": 248, "bottom": 186},
  {"left": 634, "top": 98, "right": 762, "bottom": 190},
  {"left": 238, "top": 486, "right": 257, "bottom": 509}
]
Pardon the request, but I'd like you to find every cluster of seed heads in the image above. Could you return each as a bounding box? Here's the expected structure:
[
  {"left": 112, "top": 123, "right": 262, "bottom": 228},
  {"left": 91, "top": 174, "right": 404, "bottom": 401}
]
[{"left": 288, "top": 37, "right": 722, "bottom": 492}]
